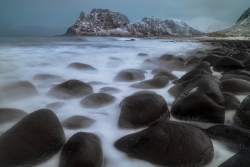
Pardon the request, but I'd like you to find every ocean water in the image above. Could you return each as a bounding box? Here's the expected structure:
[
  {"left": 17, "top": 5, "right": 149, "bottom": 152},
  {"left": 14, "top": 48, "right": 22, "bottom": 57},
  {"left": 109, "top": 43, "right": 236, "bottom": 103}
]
[{"left": 0, "top": 36, "right": 235, "bottom": 167}]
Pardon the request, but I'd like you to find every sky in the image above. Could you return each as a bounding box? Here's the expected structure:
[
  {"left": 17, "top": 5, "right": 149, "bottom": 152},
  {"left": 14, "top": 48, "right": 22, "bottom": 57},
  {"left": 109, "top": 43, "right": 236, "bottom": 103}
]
[{"left": 0, "top": 0, "right": 249, "bottom": 36}]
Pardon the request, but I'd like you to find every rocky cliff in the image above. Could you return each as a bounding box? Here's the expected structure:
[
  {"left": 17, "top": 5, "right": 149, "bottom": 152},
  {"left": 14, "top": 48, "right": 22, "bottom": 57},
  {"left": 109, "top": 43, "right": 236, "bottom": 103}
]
[
  {"left": 212, "top": 8, "right": 250, "bottom": 37},
  {"left": 65, "top": 9, "right": 203, "bottom": 37}
]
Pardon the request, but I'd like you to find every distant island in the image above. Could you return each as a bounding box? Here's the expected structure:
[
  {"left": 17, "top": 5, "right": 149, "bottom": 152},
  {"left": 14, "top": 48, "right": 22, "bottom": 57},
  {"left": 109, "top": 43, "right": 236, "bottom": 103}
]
[{"left": 65, "top": 8, "right": 203, "bottom": 37}]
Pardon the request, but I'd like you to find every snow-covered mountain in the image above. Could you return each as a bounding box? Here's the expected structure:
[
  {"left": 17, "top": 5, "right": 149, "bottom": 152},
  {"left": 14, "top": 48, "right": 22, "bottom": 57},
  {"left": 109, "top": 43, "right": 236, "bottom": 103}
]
[
  {"left": 65, "top": 9, "right": 203, "bottom": 37},
  {"left": 212, "top": 8, "right": 250, "bottom": 37}
]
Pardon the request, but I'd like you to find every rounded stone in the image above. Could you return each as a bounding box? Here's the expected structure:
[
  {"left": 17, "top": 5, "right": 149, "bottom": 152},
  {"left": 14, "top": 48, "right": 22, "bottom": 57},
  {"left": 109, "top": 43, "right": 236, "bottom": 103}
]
[
  {"left": 80, "top": 93, "right": 116, "bottom": 108},
  {"left": 113, "top": 69, "right": 145, "bottom": 82},
  {"left": 61, "top": 115, "right": 95, "bottom": 129}
]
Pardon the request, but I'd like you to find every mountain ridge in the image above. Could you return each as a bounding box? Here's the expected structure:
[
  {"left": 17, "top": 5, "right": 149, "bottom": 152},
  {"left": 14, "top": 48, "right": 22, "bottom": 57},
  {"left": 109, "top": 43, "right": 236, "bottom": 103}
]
[{"left": 65, "top": 8, "right": 203, "bottom": 37}]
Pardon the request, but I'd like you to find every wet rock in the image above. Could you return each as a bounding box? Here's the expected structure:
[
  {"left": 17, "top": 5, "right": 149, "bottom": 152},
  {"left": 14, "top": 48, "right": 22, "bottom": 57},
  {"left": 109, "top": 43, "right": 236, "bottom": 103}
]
[
  {"left": 99, "top": 87, "right": 121, "bottom": 94},
  {"left": 106, "top": 57, "right": 124, "bottom": 68},
  {"left": 219, "top": 149, "right": 250, "bottom": 167},
  {"left": 171, "top": 75, "right": 225, "bottom": 123},
  {"left": 231, "top": 52, "right": 250, "bottom": 61},
  {"left": 137, "top": 53, "right": 148, "bottom": 57},
  {"left": 59, "top": 132, "right": 103, "bottom": 167},
  {"left": 213, "top": 57, "right": 244, "bottom": 72},
  {"left": 158, "top": 54, "right": 178, "bottom": 61},
  {"left": 203, "top": 54, "right": 222, "bottom": 66},
  {"left": 203, "top": 125, "right": 250, "bottom": 151},
  {"left": 166, "top": 61, "right": 186, "bottom": 71},
  {"left": 0, "top": 81, "right": 38, "bottom": 102},
  {"left": 113, "top": 69, "right": 145, "bottom": 82},
  {"left": 223, "top": 92, "right": 240, "bottom": 110},
  {"left": 45, "top": 102, "right": 65, "bottom": 110},
  {"left": 220, "top": 74, "right": 250, "bottom": 82},
  {"left": 33, "top": 74, "right": 64, "bottom": 82},
  {"left": 151, "top": 68, "right": 172, "bottom": 74},
  {"left": 118, "top": 93, "right": 169, "bottom": 128},
  {"left": 221, "top": 79, "right": 250, "bottom": 95},
  {"left": 0, "top": 109, "right": 65, "bottom": 167},
  {"left": 186, "top": 57, "right": 202, "bottom": 69},
  {"left": 153, "top": 71, "right": 178, "bottom": 80},
  {"left": 61, "top": 115, "right": 95, "bottom": 129},
  {"left": 172, "top": 69, "right": 210, "bottom": 84},
  {"left": 168, "top": 80, "right": 191, "bottom": 98},
  {"left": 80, "top": 93, "right": 116, "bottom": 108},
  {"left": 139, "top": 59, "right": 159, "bottom": 70},
  {"left": 131, "top": 77, "right": 169, "bottom": 89},
  {"left": 67, "top": 62, "right": 98, "bottom": 72},
  {"left": 114, "top": 121, "right": 214, "bottom": 167},
  {"left": 47, "top": 79, "right": 93, "bottom": 99},
  {"left": 234, "top": 95, "right": 250, "bottom": 130},
  {"left": 0, "top": 108, "right": 27, "bottom": 125},
  {"left": 87, "top": 81, "right": 107, "bottom": 85},
  {"left": 187, "top": 61, "right": 212, "bottom": 73}
]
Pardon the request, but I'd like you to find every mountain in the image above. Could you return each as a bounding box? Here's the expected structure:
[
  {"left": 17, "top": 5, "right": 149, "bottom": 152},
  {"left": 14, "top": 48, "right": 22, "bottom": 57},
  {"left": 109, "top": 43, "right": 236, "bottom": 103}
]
[
  {"left": 65, "top": 8, "right": 203, "bottom": 37},
  {"left": 211, "top": 8, "right": 250, "bottom": 37}
]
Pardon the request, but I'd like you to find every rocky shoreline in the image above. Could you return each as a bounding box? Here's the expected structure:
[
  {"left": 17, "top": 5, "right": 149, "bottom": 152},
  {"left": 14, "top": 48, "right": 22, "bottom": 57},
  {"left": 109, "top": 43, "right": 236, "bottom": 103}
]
[{"left": 1, "top": 38, "right": 250, "bottom": 166}]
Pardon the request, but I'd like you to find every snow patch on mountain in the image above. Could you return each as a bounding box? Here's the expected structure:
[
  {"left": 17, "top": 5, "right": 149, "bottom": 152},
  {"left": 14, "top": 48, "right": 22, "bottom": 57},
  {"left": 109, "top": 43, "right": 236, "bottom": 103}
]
[{"left": 65, "top": 8, "right": 203, "bottom": 37}]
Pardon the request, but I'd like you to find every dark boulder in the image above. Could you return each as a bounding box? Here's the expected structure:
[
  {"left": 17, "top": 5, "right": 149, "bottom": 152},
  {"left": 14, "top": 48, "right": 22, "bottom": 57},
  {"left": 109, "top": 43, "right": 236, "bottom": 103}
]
[
  {"left": 59, "top": 132, "right": 103, "bottom": 167},
  {"left": 153, "top": 71, "right": 178, "bottom": 80},
  {"left": 213, "top": 57, "right": 244, "bottom": 72},
  {"left": 80, "top": 93, "right": 116, "bottom": 108},
  {"left": 118, "top": 93, "right": 169, "bottom": 128},
  {"left": 231, "top": 52, "right": 250, "bottom": 61},
  {"left": 47, "top": 79, "right": 93, "bottom": 99},
  {"left": 223, "top": 92, "right": 240, "bottom": 110},
  {"left": 187, "top": 61, "right": 212, "bottom": 73},
  {"left": 0, "top": 109, "right": 65, "bottom": 167},
  {"left": 168, "top": 80, "right": 191, "bottom": 98},
  {"left": 137, "top": 53, "right": 148, "bottom": 57},
  {"left": 33, "top": 74, "right": 64, "bottom": 82},
  {"left": 99, "top": 87, "right": 121, "bottom": 94},
  {"left": 234, "top": 95, "right": 250, "bottom": 130},
  {"left": 171, "top": 75, "right": 225, "bottom": 123},
  {"left": 139, "top": 59, "right": 159, "bottom": 70},
  {"left": 220, "top": 74, "right": 250, "bottom": 82},
  {"left": 45, "top": 102, "right": 65, "bottom": 110},
  {"left": 131, "top": 77, "right": 169, "bottom": 89},
  {"left": 0, "top": 108, "right": 27, "bottom": 125},
  {"left": 113, "top": 69, "right": 145, "bottom": 82},
  {"left": 0, "top": 81, "right": 38, "bottom": 102},
  {"left": 221, "top": 79, "right": 250, "bottom": 95},
  {"left": 203, "top": 125, "right": 250, "bottom": 151},
  {"left": 203, "top": 54, "right": 222, "bottom": 66},
  {"left": 158, "top": 54, "right": 177, "bottom": 61},
  {"left": 219, "top": 149, "right": 250, "bottom": 167},
  {"left": 87, "top": 81, "right": 107, "bottom": 85},
  {"left": 61, "top": 115, "right": 95, "bottom": 129},
  {"left": 172, "top": 69, "right": 210, "bottom": 84},
  {"left": 67, "top": 62, "right": 98, "bottom": 72},
  {"left": 166, "top": 61, "right": 186, "bottom": 71},
  {"left": 114, "top": 121, "right": 214, "bottom": 167},
  {"left": 151, "top": 68, "right": 172, "bottom": 74},
  {"left": 105, "top": 57, "right": 124, "bottom": 68}
]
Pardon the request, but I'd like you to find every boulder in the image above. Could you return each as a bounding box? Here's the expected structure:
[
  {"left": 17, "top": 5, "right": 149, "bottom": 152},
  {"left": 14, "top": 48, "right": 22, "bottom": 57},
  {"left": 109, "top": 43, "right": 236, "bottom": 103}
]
[
  {"left": 131, "top": 77, "right": 169, "bottom": 89},
  {"left": 61, "top": 115, "right": 95, "bottom": 129},
  {"left": 33, "top": 74, "right": 64, "bottom": 82},
  {"left": 187, "top": 61, "right": 212, "bottom": 73},
  {"left": 203, "top": 54, "right": 222, "bottom": 66},
  {"left": 45, "top": 102, "right": 65, "bottom": 110},
  {"left": 113, "top": 69, "right": 145, "bottom": 82},
  {"left": 67, "top": 62, "right": 98, "bottom": 72},
  {"left": 105, "top": 57, "right": 124, "bottom": 68},
  {"left": 231, "top": 52, "right": 250, "bottom": 61},
  {"left": 99, "top": 87, "right": 121, "bottom": 94},
  {"left": 0, "top": 108, "right": 27, "bottom": 125},
  {"left": 153, "top": 71, "right": 178, "bottom": 80},
  {"left": 172, "top": 69, "right": 210, "bottom": 84},
  {"left": 234, "top": 95, "right": 250, "bottom": 130},
  {"left": 213, "top": 57, "right": 244, "bottom": 72},
  {"left": 80, "top": 93, "right": 116, "bottom": 108},
  {"left": 0, "top": 81, "right": 38, "bottom": 102},
  {"left": 114, "top": 121, "right": 214, "bottom": 167},
  {"left": 47, "top": 79, "right": 93, "bottom": 99},
  {"left": 166, "top": 61, "right": 186, "bottom": 71},
  {"left": 171, "top": 75, "right": 225, "bottom": 123},
  {"left": 151, "top": 68, "right": 172, "bottom": 74},
  {"left": 118, "top": 93, "right": 169, "bottom": 128},
  {"left": 221, "top": 79, "right": 250, "bottom": 95},
  {"left": 219, "top": 149, "right": 250, "bottom": 167},
  {"left": 203, "top": 125, "right": 250, "bottom": 151},
  {"left": 59, "top": 132, "right": 103, "bottom": 167},
  {"left": 0, "top": 109, "right": 65, "bottom": 167},
  {"left": 223, "top": 92, "right": 240, "bottom": 110}
]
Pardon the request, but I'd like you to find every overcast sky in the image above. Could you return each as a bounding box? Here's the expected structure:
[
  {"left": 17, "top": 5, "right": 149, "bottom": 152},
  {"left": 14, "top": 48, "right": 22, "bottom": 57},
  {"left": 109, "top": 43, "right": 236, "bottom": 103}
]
[{"left": 0, "top": 0, "right": 249, "bottom": 35}]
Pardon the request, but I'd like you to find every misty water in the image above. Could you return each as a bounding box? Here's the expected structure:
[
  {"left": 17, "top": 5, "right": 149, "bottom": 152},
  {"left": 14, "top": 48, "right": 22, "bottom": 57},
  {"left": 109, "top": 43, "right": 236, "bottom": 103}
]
[{"left": 0, "top": 36, "right": 236, "bottom": 167}]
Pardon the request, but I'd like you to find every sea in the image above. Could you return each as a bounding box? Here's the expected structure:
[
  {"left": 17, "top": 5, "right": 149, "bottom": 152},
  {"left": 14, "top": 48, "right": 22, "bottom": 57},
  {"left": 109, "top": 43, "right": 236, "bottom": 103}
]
[{"left": 0, "top": 36, "right": 236, "bottom": 167}]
